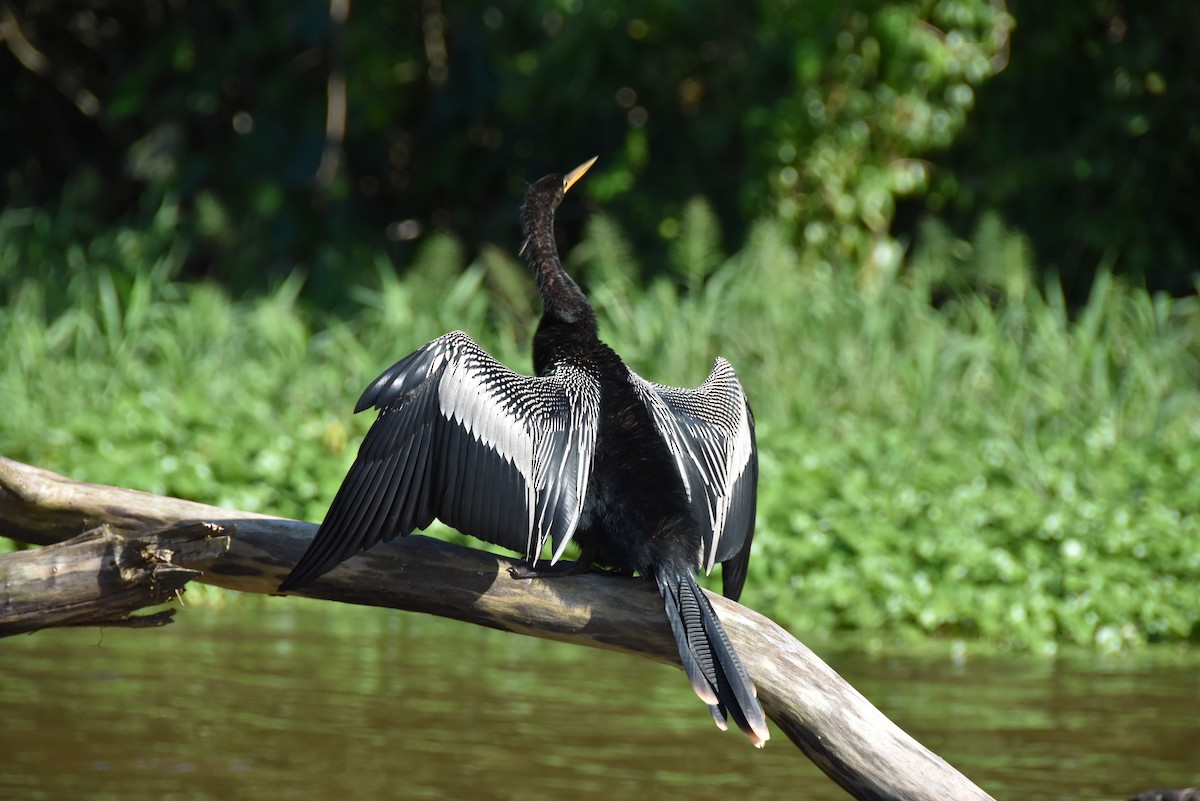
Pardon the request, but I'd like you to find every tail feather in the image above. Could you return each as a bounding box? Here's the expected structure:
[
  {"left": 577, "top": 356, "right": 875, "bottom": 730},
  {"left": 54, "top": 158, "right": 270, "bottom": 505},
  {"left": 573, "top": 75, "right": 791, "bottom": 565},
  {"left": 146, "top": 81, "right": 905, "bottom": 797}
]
[
  {"left": 707, "top": 701, "right": 730, "bottom": 732},
  {"left": 692, "top": 580, "right": 765, "bottom": 738},
  {"left": 657, "top": 569, "right": 770, "bottom": 747},
  {"left": 656, "top": 572, "right": 720, "bottom": 706}
]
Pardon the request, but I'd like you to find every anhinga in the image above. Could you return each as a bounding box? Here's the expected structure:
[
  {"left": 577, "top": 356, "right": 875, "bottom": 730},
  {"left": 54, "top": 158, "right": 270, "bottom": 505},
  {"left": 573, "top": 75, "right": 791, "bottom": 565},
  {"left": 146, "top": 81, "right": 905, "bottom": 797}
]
[{"left": 279, "top": 158, "right": 769, "bottom": 747}]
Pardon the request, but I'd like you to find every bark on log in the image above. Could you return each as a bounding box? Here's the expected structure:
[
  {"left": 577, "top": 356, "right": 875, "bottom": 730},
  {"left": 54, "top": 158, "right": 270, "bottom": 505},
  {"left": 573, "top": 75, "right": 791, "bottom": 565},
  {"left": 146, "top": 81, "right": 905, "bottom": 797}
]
[
  {"left": 0, "top": 456, "right": 995, "bottom": 801},
  {"left": 0, "top": 522, "right": 230, "bottom": 635}
]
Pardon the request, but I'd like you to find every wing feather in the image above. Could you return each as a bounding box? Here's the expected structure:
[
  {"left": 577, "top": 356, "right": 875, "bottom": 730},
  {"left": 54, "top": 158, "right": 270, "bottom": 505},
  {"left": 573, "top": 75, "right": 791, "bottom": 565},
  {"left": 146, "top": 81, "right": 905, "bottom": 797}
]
[
  {"left": 280, "top": 330, "right": 600, "bottom": 591},
  {"left": 629, "top": 358, "right": 758, "bottom": 600}
]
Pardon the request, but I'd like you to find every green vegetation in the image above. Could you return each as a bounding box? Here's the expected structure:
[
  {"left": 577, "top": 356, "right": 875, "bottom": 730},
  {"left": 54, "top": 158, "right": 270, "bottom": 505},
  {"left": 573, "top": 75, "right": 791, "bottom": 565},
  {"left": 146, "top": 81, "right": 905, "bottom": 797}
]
[
  {"left": 9, "top": 0, "right": 1000, "bottom": 286},
  {"left": 11, "top": 4, "right": 1195, "bottom": 296},
  {"left": 932, "top": 3, "right": 1200, "bottom": 295},
  {"left": 3, "top": 203, "right": 1198, "bottom": 653}
]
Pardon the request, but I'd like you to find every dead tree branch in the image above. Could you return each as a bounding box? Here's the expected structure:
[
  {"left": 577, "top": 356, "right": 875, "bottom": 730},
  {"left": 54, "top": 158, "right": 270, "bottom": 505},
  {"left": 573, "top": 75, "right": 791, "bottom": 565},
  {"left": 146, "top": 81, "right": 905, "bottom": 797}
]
[{"left": 0, "top": 522, "right": 230, "bottom": 635}]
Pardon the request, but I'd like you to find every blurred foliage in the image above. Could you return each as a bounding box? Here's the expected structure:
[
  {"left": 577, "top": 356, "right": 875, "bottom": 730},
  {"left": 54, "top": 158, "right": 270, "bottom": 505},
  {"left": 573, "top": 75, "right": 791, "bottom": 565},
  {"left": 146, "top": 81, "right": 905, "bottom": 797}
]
[
  {"left": 920, "top": 1, "right": 1200, "bottom": 296},
  {"left": 2, "top": 0, "right": 1008, "bottom": 302},
  {"left": 3, "top": 211, "right": 1199, "bottom": 652}
]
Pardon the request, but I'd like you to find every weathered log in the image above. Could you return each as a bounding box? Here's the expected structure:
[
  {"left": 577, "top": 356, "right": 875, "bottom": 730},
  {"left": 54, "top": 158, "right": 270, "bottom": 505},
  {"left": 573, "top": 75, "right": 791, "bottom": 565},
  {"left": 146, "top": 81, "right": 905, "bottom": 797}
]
[
  {"left": 0, "top": 521, "right": 230, "bottom": 635},
  {"left": 0, "top": 455, "right": 995, "bottom": 801}
]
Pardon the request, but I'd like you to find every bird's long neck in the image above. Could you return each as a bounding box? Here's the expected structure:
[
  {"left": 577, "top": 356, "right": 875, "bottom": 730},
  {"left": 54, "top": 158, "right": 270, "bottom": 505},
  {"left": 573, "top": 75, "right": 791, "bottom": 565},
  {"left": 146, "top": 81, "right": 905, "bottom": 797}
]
[{"left": 521, "top": 200, "right": 597, "bottom": 334}]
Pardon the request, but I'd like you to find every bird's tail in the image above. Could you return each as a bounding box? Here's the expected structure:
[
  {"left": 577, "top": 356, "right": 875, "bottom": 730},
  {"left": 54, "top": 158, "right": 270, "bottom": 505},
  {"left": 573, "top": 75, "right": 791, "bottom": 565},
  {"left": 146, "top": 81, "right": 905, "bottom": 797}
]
[{"left": 655, "top": 568, "right": 770, "bottom": 747}]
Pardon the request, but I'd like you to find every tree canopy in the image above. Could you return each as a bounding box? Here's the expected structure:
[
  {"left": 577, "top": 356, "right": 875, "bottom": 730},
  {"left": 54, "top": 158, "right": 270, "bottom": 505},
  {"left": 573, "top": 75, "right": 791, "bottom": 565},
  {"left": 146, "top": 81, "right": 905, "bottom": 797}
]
[{"left": 7, "top": 1, "right": 1188, "bottom": 302}]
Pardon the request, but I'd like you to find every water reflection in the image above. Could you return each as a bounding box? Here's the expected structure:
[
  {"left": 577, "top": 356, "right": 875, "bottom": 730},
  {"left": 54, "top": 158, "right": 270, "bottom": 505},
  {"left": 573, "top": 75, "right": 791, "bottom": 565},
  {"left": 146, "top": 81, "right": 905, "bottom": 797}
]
[{"left": 1, "top": 601, "right": 1196, "bottom": 800}]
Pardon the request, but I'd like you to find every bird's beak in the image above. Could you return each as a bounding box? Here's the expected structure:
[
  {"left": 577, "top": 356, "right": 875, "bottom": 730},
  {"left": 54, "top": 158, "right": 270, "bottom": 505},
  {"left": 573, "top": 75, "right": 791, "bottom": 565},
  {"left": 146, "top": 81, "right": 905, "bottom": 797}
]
[{"left": 563, "top": 156, "right": 598, "bottom": 194}]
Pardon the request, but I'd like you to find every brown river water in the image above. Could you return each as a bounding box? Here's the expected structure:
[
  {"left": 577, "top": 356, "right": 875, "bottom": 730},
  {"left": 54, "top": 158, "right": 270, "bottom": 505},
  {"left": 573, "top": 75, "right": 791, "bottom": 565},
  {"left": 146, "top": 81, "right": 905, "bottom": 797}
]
[{"left": 1, "top": 599, "right": 1196, "bottom": 800}]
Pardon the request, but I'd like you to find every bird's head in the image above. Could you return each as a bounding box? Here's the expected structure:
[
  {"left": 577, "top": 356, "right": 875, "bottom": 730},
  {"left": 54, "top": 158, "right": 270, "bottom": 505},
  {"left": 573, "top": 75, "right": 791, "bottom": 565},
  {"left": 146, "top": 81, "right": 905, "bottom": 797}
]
[{"left": 520, "top": 157, "right": 597, "bottom": 251}]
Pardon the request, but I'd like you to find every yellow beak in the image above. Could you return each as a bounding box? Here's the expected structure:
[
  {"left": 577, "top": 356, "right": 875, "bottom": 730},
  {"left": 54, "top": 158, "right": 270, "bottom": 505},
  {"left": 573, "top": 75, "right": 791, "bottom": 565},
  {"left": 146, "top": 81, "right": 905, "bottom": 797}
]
[{"left": 563, "top": 156, "right": 598, "bottom": 194}]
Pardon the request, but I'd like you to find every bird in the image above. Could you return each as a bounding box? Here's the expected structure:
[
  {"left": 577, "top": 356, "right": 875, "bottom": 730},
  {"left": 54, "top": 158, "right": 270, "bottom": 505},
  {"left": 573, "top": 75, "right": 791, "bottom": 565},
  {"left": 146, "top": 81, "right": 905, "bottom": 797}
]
[{"left": 278, "top": 157, "right": 769, "bottom": 747}]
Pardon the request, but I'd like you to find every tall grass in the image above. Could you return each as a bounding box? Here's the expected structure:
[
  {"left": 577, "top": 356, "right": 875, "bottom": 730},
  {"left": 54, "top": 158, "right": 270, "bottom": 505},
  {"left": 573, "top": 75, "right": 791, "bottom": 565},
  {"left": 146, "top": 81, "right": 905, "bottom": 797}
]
[{"left": 2, "top": 206, "right": 1198, "bottom": 652}]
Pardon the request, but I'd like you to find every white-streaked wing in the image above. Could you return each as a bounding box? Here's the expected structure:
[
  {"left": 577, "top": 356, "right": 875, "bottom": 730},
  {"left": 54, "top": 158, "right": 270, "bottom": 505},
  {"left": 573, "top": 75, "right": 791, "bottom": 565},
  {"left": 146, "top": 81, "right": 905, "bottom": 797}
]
[
  {"left": 281, "top": 330, "right": 599, "bottom": 589},
  {"left": 629, "top": 358, "right": 757, "bottom": 592}
]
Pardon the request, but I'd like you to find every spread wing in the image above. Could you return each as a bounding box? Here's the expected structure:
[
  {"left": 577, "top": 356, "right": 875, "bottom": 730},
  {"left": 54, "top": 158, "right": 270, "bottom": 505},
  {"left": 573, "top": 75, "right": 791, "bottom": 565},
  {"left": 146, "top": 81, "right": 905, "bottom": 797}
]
[
  {"left": 280, "top": 330, "right": 600, "bottom": 591},
  {"left": 629, "top": 358, "right": 758, "bottom": 600}
]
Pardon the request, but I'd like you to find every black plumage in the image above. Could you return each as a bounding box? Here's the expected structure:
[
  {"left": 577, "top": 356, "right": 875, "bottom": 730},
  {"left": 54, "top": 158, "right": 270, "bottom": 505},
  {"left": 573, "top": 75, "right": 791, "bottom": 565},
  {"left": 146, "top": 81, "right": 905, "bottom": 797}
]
[{"left": 279, "top": 157, "right": 769, "bottom": 746}]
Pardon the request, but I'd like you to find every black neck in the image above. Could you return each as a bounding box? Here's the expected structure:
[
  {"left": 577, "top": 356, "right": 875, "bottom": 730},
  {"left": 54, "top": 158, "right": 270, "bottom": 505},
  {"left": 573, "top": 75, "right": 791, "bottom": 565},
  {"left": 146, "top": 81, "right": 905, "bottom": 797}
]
[{"left": 520, "top": 177, "right": 597, "bottom": 333}]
